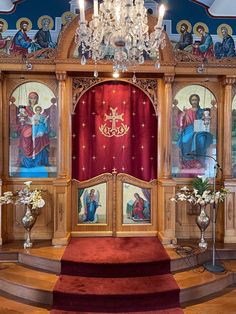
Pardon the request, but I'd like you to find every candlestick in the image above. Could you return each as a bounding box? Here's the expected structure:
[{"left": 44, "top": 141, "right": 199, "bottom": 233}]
[
  {"left": 94, "top": 0, "right": 99, "bottom": 16},
  {"left": 157, "top": 4, "right": 165, "bottom": 29},
  {"left": 79, "top": 0, "right": 85, "bottom": 22}
]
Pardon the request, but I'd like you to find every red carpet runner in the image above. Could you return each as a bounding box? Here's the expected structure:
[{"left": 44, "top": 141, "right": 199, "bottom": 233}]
[{"left": 51, "top": 237, "right": 183, "bottom": 313}]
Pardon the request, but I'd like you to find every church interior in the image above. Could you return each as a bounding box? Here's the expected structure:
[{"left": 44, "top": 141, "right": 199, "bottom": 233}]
[{"left": 0, "top": 0, "right": 236, "bottom": 313}]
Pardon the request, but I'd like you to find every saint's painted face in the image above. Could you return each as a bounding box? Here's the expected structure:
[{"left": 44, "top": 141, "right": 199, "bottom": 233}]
[
  {"left": 221, "top": 27, "right": 228, "bottom": 37},
  {"left": 134, "top": 193, "right": 140, "bottom": 199},
  {"left": 65, "top": 15, "right": 73, "bottom": 24},
  {"left": 190, "top": 95, "right": 200, "bottom": 110},
  {"left": 22, "top": 23, "right": 28, "bottom": 32},
  {"left": 28, "top": 93, "right": 39, "bottom": 107},
  {"left": 0, "top": 23, "right": 4, "bottom": 32},
  {"left": 90, "top": 189, "right": 95, "bottom": 195},
  {"left": 197, "top": 26, "right": 205, "bottom": 36},
  {"left": 180, "top": 24, "right": 187, "bottom": 33},
  {"left": 35, "top": 106, "right": 42, "bottom": 114},
  {"left": 42, "top": 19, "right": 50, "bottom": 31}
]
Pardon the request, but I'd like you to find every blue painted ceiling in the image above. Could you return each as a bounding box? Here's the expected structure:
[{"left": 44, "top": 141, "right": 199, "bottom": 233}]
[{"left": 0, "top": 0, "right": 234, "bottom": 34}]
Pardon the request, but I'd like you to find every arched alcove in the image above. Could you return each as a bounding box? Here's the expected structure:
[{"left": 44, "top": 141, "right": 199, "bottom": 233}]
[
  {"left": 172, "top": 84, "right": 217, "bottom": 178},
  {"left": 72, "top": 80, "right": 158, "bottom": 181}
]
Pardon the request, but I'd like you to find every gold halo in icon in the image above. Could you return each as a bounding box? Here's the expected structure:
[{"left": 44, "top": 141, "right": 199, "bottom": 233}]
[
  {"left": 217, "top": 23, "right": 233, "bottom": 38},
  {"left": 16, "top": 17, "right": 32, "bottom": 31},
  {"left": 176, "top": 20, "right": 192, "bottom": 34},
  {"left": 37, "top": 15, "right": 54, "bottom": 30},
  {"left": 193, "top": 22, "right": 209, "bottom": 37},
  {"left": 61, "top": 11, "right": 76, "bottom": 26},
  {"left": 0, "top": 18, "right": 8, "bottom": 32},
  {"left": 33, "top": 105, "right": 44, "bottom": 114}
]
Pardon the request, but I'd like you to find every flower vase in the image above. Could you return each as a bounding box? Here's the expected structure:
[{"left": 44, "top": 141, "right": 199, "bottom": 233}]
[
  {"left": 21, "top": 205, "right": 37, "bottom": 249},
  {"left": 196, "top": 205, "right": 210, "bottom": 249}
]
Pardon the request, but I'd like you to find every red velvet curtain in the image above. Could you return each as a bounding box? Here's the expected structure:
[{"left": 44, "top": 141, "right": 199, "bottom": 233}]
[{"left": 72, "top": 82, "right": 157, "bottom": 181}]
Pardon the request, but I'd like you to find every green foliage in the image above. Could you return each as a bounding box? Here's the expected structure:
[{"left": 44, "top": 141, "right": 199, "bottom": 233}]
[{"left": 192, "top": 177, "right": 210, "bottom": 196}]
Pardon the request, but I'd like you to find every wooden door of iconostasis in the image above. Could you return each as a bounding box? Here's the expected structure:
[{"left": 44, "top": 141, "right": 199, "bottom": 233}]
[{"left": 71, "top": 81, "right": 158, "bottom": 237}]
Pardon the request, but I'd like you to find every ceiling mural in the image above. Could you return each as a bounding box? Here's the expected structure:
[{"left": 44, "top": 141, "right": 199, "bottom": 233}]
[
  {"left": 190, "top": 0, "right": 236, "bottom": 17},
  {"left": 0, "top": 0, "right": 22, "bottom": 13},
  {"left": 0, "top": 0, "right": 235, "bottom": 63}
]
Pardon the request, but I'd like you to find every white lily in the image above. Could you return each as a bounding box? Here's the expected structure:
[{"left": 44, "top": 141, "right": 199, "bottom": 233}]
[{"left": 24, "top": 181, "right": 32, "bottom": 188}]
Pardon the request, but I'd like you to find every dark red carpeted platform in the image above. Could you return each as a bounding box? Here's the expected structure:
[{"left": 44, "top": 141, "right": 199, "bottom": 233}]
[{"left": 51, "top": 237, "right": 183, "bottom": 313}]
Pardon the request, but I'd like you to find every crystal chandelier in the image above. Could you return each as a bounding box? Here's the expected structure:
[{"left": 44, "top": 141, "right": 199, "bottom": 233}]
[{"left": 76, "top": 0, "right": 165, "bottom": 76}]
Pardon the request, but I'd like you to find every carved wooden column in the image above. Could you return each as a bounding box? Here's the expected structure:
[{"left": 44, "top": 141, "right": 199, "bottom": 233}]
[
  {"left": 223, "top": 76, "right": 236, "bottom": 243},
  {"left": 224, "top": 181, "right": 236, "bottom": 243},
  {"left": 157, "top": 75, "right": 176, "bottom": 244},
  {"left": 52, "top": 179, "right": 71, "bottom": 246},
  {"left": 0, "top": 71, "right": 3, "bottom": 245},
  {"left": 222, "top": 76, "right": 235, "bottom": 179},
  {"left": 157, "top": 179, "right": 177, "bottom": 244},
  {"left": 162, "top": 74, "right": 174, "bottom": 179},
  {"left": 57, "top": 71, "right": 68, "bottom": 178},
  {"left": 52, "top": 71, "right": 71, "bottom": 246}
]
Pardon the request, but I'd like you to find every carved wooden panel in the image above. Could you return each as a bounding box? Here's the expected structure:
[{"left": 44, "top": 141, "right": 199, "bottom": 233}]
[
  {"left": 72, "top": 77, "right": 158, "bottom": 115},
  {"left": 71, "top": 174, "right": 113, "bottom": 235},
  {"left": 116, "top": 173, "right": 157, "bottom": 236},
  {"left": 3, "top": 182, "right": 53, "bottom": 241}
]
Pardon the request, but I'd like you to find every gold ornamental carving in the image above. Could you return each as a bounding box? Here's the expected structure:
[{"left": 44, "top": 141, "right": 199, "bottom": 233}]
[
  {"left": 56, "top": 71, "right": 67, "bottom": 82},
  {"left": 99, "top": 107, "right": 129, "bottom": 138},
  {"left": 164, "top": 74, "right": 175, "bottom": 84},
  {"left": 223, "top": 76, "right": 236, "bottom": 86},
  {"left": 72, "top": 78, "right": 158, "bottom": 115}
]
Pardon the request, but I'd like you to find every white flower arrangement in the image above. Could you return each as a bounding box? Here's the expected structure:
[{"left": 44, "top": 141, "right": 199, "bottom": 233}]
[
  {"left": 0, "top": 181, "right": 45, "bottom": 210},
  {"left": 170, "top": 177, "right": 228, "bottom": 207}
]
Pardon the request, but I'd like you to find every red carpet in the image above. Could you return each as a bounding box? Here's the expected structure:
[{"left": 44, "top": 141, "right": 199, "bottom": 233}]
[{"left": 51, "top": 237, "right": 183, "bottom": 313}]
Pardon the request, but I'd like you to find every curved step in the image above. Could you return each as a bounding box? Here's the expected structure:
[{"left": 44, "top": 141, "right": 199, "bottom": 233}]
[
  {"left": 0, "top": 262, "right": 57, "bottom": 305},
  {"left": 183, "top": 285, "right": 236, "bottom": 313},
  {"left": 61, "top": 237, "right": 171, "bottom": 277},
  {"left": 0, "top": 242, "right": 236, "bottom": 312},
  {"left": 167, "top": 244, "right": 236, "bottom": 272},
  {"left": 0, "top": 294, "right": 49, "bottom": 314},
  {"left": 53, "top": 273, "right": 180, "bottom": 312},
  {"left": 175, "top": 260, "right": 236, "bottom": 303},
  {"left": 19, "top": 252, "right": 61, "bottom": 274},
  {"left": 51, "top": 308, "right": 184, "bottom": 314},
  {"left": 1, "top": 260, "right": 235, "bottom": 310},
  {"left": 0, "top": 242, "right": 64, "bottom": 274}
]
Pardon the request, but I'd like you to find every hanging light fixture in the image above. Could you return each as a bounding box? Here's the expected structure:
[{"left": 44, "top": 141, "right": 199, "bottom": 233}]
[{"left": 75, "top": 0, "right": 166, "bottom": 76}]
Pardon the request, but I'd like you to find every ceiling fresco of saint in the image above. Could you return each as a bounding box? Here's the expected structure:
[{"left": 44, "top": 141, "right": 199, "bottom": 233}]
[{"left": 0, "top": 0, "right": 236, "bottom": 62}]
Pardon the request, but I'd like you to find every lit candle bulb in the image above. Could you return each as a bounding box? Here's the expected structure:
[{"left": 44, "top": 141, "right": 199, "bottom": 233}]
[
  {"left": 94, "top": 0, "right": 99, "bottom": 16},
  {"left": 157, "top": 4, "right": 165, "bottom": 29},
  {"left": 79, "top": 0, "right": 85, "bottom": 22}
]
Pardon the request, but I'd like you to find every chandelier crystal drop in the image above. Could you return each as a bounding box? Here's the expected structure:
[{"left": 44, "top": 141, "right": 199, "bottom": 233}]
[{"left": 76, "top": 0, "right": 166, "bottom": 74}]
